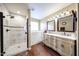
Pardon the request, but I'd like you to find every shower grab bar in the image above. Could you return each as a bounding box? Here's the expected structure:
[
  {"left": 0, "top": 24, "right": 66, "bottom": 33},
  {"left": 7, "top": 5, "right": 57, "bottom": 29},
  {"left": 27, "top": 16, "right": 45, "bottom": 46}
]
[
  {"left": 3, "top": 25, "right": 24, "bottom": 28},
  {"left": 6, "top": 29, "right": 27, "bottom": 31}
]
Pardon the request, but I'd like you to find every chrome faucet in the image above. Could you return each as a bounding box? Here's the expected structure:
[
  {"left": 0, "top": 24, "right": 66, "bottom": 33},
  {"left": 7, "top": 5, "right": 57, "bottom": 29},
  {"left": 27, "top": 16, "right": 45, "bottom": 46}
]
[{"left": 64, "top": 32, "right": 66, "bottom": 35}]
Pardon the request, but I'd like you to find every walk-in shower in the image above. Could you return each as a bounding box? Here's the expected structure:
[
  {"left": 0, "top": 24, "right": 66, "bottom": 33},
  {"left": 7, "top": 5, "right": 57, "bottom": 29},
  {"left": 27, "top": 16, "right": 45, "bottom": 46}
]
[{"left": 0, "top": 12, "right": 28, "bottom": 56}]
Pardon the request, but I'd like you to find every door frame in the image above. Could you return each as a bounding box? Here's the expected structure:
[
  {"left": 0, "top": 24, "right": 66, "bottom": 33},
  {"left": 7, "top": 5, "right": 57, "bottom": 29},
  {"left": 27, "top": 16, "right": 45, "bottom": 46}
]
[{"left": 0, "top": 12, "right": 5, "bottom": 56}]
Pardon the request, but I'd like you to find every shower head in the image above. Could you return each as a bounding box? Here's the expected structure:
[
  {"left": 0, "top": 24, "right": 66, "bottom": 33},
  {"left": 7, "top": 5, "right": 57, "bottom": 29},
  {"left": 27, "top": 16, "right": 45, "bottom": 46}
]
[{"left": 7, "top": 15, "right": 14, "bottom": 19}]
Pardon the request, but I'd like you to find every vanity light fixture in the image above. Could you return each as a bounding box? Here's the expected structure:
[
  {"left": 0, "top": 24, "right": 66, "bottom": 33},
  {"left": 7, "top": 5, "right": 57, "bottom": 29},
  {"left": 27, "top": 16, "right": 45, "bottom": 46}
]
[
  {"left": 58, "top": 13, "right": 61, "bottom": 17},
  {"left": 50, "top": 17, "right": 53, "bottom": 20},
  {"left": 60, "top": 12, "right": 64, "bottom": 17},
  {"left": 52, "top": 17, "right": 55, "bottom": 19},
  {"left": 66, "top": 11, "right": 70, "bottom": 15},
  {"left": 55, "top": 16, "right": 58, "bottom": 20},
  {"left": 48, "top": 19, "right": 50, "bottom": 21},
  {"left": 56, "top": 15, "right": 59, "bottom": 18},
  {"left": 55, "top": 16, "right": 57, "bottom": 19}
]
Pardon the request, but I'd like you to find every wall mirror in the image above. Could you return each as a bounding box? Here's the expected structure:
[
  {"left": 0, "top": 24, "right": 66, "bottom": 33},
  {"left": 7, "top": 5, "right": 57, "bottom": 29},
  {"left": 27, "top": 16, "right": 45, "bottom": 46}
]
[
  {"left": 47, "top": 20, "right": 55, "bottom": 31},
  {"left": 57, "top": 15, "right": 75, "bottom": 32}
]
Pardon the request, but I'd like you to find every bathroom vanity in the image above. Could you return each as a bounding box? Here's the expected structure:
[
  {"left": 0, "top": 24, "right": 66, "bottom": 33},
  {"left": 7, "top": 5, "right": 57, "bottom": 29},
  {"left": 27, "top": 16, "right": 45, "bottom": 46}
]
[
  {"left": 43, "top": 33, "right": 76, "bottom": 56},
  {"left": 44, "top": 12, "right": 77, "bottom": 56}
]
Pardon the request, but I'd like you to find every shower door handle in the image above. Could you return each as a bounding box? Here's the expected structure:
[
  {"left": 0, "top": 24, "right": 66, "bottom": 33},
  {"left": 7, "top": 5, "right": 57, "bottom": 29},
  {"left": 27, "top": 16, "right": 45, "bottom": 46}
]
[
  {"left": 6, "top": 29, "right": 10, "bottom": 32},
  {"left": 25, "top": 32, "right": 27, "bottom": 34}
]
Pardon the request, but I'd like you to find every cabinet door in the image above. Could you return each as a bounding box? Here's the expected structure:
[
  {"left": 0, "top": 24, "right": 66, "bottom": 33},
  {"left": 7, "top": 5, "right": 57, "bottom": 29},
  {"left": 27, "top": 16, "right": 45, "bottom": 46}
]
[
  {"left": 62, "top": 41, "right": 71, "bottom": 56},
  {"left": 64, "top": 39, "right": 75, "bottom": 56},
  {"left": 42, "top": 34, "right": 45, "bottom": 43},
  {"left": 56, "top": 38, "right": 63, "bottom": 55},
  {"left": 50, "top": 36, "right": 56, "bottom": 50},
  {"left": 45, "top": 35, "right": 50, "bottom": 46},
  {"left": 70, "top": 43, "right": 75, "bottom": 56},
  {"left": 62, "top": 39, "right": 75, "bottom": 56},
  {"left": 43, "top": 34, "right": 50, "bottom": 46},
  {"left": 42, "top": 34, "right": 47, "bottom": 44}
]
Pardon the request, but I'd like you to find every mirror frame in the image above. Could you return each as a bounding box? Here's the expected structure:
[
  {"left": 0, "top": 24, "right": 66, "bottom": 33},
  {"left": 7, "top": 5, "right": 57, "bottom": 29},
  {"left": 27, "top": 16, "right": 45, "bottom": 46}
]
[
  {"left": 47, "top": 20, "right": 55, "bottom": 31},
  {"left": 57, "top": 15, "right": 76, "bottom": 32}
]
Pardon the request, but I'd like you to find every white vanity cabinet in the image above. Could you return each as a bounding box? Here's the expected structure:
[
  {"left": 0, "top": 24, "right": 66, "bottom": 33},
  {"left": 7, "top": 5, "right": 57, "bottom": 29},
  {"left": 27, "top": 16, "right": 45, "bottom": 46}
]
[
  {"left": 43, "top": 34, "right": 50, "bottom": 47},
  {"left": 49, "top": 36, "right": 56, "bottom": 50},
  {"left": 56, "top": 37, "right": 63, "bottom": 55},
  {"left": 63, "top": 39, "right": 75, "bottom": 56},
  {"left": 43, "top": 33, "right": 76, "bottom": 56},
  {"left": 56, "top": 37, "right": 76, "bottom": 56}
]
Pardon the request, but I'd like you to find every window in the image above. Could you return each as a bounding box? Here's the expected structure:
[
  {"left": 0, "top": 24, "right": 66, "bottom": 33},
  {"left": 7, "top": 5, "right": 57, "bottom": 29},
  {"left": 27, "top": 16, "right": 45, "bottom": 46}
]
[
  {"left": 47, "top": 20, "right": 55, "bottom": 31},
  {"left": 31, "top": 21, "right": 39, "bottom": 31}
]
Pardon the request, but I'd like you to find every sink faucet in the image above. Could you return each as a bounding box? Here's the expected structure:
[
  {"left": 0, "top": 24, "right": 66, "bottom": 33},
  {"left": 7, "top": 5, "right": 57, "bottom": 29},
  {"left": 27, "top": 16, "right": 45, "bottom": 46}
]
[{"left": 64, "top": 32, "right": 66, "bottom": 35}]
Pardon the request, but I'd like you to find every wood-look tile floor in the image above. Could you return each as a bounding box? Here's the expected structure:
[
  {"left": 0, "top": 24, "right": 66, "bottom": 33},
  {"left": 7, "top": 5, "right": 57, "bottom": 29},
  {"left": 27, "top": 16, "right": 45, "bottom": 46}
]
[{"left": 16, "top": 42, "right": 60, "bottom": 56}]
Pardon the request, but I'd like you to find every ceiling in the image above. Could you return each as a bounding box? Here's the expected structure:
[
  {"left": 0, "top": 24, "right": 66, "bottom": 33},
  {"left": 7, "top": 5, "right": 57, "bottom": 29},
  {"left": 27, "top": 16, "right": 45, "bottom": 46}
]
[
  {"left": 0, "top": 3, "right": 29, "bottom": 16},
  {"left": 28, "top": 3, "right": 71, "bottom": 19},
  {"left": 0, "top": 3, "right": 71, "bottom": 20}
]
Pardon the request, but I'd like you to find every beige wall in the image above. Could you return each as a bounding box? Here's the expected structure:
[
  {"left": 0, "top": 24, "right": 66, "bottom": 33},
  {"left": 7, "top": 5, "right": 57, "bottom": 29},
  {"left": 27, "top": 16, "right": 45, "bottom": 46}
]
[
  {"left": 41, "top": 3, "right": 77, "bottom": 29},
  {"left": 42, "top": 3, "right": 77, "bottom": 21}
]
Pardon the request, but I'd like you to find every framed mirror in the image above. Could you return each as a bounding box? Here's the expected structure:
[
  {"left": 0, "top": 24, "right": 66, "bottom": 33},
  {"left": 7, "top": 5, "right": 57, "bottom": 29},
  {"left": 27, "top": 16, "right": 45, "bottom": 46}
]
[
  {"left": 47, "top": 20, "right": 55, "bottom": 31},
  {"left": 57, "top": 15, "right": 75, "bottom": 32}
]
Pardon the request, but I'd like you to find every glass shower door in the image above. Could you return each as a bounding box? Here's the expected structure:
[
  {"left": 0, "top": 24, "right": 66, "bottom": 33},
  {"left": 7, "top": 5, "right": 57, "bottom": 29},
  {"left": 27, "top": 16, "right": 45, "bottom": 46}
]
[{"left": 3, "top": 15, "right": 27, "bottom": 56}]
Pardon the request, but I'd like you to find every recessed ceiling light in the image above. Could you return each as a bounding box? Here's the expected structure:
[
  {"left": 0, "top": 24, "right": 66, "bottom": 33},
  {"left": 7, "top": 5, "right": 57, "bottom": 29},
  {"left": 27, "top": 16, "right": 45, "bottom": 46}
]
[{"left": 17, "top": 11, "right": 20, "bottom": 14}]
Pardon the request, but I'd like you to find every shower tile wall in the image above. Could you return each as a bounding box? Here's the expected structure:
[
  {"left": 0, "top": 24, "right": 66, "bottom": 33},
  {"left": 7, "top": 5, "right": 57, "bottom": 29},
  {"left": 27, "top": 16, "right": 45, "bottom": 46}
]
[{"left": 3, "top": 27, "right": 27, "bottom": 50}]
